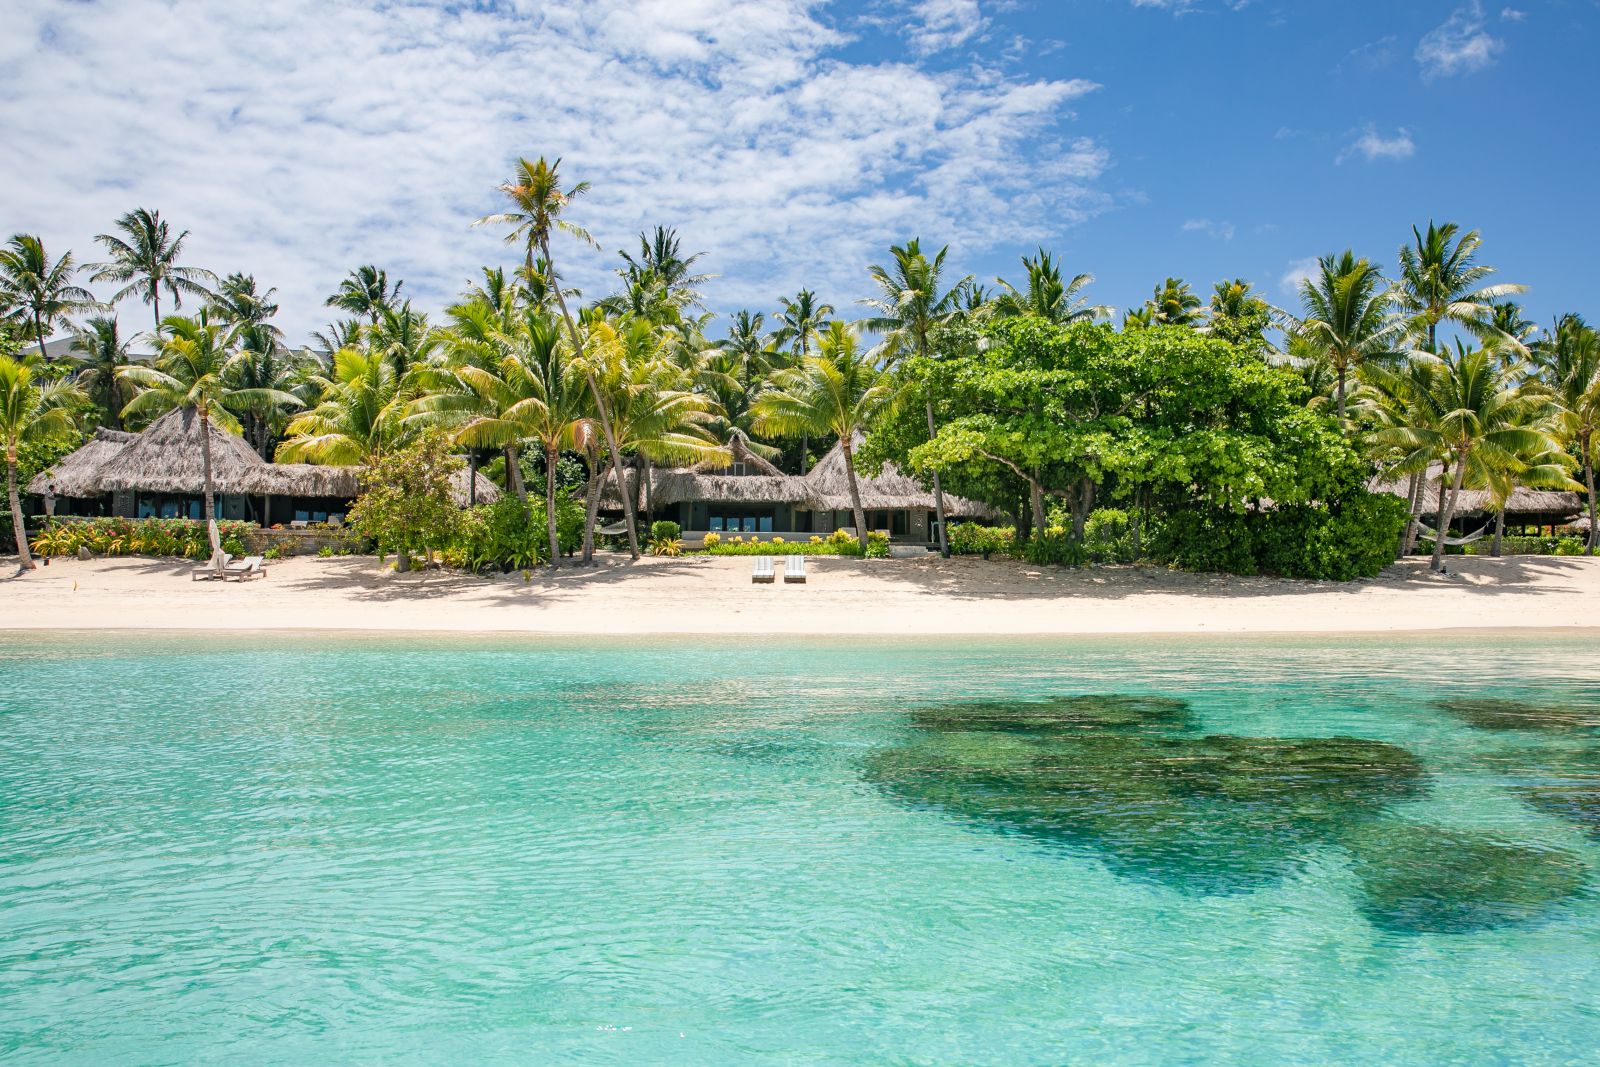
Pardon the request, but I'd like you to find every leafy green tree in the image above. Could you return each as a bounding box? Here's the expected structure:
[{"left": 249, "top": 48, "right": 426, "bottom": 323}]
[
  {"left": 1289, "top": 251, "right": 1402, "bottom": 423},
  {"left": 89, "top": 208, "right": 215, "bottom": 333},
  {"left": 1395, "top": 221, "right": 1525, "bottom": 353},
  {"left": 861, "top": 238, "right": 970, "bottom": 556},
  {"left": 69, "top": 317, "right": 134, "bottom": 429},
  {"left": 348, "top": 430, "right": 463, "bottom": 572},
  {"left": 325, "top": 265, "right": 403, "bottom": 326},
  {"left": 752, "top": 321, "right": 892, "bottom": 544},
  {"left": 1540, "top": 315, "right": 1600, "bottom": 553},
  {"left": 992, "top": 250, "right": 1110, "bottom": 324},
  {"left": 476, "top": 156, "right": 640, "bottom": 558},
  {"left": 120, "top": 314, "right": 299, "bottom": 556},
  {"left": 0, "top": 235, "right": 99, "bottom": 362},
  {"left": 1, "top": 354, "right": 82, "bottom": 568}
]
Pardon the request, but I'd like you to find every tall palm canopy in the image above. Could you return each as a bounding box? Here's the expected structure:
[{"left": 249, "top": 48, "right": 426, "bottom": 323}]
[
  {"left": 1395, "top": 220, "right": 1526, "bottom": 352},
  {"left": 326, "top": 265, "right": 403, "bottom": 326},
  {"left": 993, "top": 250, "right": 1109, "bottom": 324},
  {"left": 751, "top": 321, "right": 893, "bottom": 547},
  {"left": 1145, "top": 278, "right": 1203, "bottom": 327},
  {"left": 0, "top": 234, "right": 99, "bottom": 361},
  {"left": 2, "top": 354, "right": 82, "bottom": 569},
  {"left": 277, "top": 347, "right": 408, "bottom": 465},
  {"left": 772, "top": 289, "right": 835, "bottom": 361},
  {"left": 1293, "top": 250, "right": 1401, "bottom": 422},
  {"left": 89, "top": 208, "right": 215, "bottom": 332},
  {"left": 861, "top": 238, "right": 971, "bottom": 556},
  {"left": 70, "top": 317, "right": 134, "bottom": 429}
]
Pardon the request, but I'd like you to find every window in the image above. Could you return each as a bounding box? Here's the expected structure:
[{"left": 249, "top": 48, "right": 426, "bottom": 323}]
[{"left": 708, "top": 507, "right": 776, "bottom": 533}]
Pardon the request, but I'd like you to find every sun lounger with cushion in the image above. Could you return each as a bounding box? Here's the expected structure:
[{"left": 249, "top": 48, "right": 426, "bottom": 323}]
[
  {"left": 752, "top": 555, "right": 775, "bottom": 584},
  {"left": 783, "top": 555, "right": 807, "bottom": 583}
]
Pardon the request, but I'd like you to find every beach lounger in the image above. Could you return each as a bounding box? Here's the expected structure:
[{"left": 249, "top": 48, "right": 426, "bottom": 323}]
[
  {"left": 783, "top": 555, "right": 807, "bottom": 583},
  {"left": 191, "top": 551, "right": 232, "bottom": 580},
  {"left": 222, "top": 555, "right": 266, "bottom": 581},
  {"left": 752, "top": 555, "right": 775, "bottom": 584}
]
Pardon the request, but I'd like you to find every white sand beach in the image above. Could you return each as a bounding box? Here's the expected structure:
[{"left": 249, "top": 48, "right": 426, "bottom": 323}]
[{"left": 3, "top": 553, "right": 1598, "bottom": 636}]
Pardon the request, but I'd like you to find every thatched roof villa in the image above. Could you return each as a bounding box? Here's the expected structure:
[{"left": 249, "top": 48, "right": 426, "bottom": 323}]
[
  {"left": 602, "top": 431, "right": 998, "bottom": 544},
  {"left": 27, "top": 407, "right": 498, "bottom": 525},
  {"left": 1371, "top": 465, "right": 1581, "bottom": 533}
]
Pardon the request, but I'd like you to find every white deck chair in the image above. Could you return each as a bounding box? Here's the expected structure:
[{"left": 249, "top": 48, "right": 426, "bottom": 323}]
[
  {"left": 191, "top": 551, "right": 232, "bottom": 581},
  {"left": 222, "top": 555, "right": 266, "bottom": 581},
  {"left": 783, "top": 555, "right": 807, "bottom": 583},
  {"left": 752, "top": 555, "right": 775, "bottom": 584}
]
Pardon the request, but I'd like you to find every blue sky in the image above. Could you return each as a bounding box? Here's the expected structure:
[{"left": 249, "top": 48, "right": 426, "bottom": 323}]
[{"left": 3, "top": 0, "right": 1596, "bottom": 343}]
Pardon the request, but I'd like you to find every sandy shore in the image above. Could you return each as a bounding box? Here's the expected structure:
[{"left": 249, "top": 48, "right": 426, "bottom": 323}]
[{"left": 3, "top": 551, "right": 1599, "bottom": 636}]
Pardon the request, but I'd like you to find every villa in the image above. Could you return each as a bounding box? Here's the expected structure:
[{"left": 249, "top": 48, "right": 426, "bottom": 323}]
[
  {"left": 600, "top": 431, "right": 999, "bottom": 544},
  {"left": 26, "top": 407, "right": 497, "bottom": 525}
]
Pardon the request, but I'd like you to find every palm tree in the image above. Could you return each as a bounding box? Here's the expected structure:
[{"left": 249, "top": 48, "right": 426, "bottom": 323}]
[
  {"left": 1356, "top": 357, "right": 1443, "bottom": 556},
  {"left": 1395, "top": 221, "right": 1525, "bottom": 353},
  {"left": 276, "top": 348, "right": 409, "bottom": 465},
  {"left": 992, "top": 250, "right": 1110, "bottom": 324},
  {"left": 861, "top": 238, "right": 970, "bottom": 557},
  {"left": 1, "top": 355, "right": 82, "bottom": 569},
  {"left": 1145, "top": 278, "right": 1203, "bottom": 327},
  {"left": 368, "top": 301, "right": 440, "bottom": 377},
  {"left": 1204, "top": 278, "right": 1272, "bottom": 349},
  {"left": 1541, "top": 315, "right": 1600, "bottom": 553},
  {"left": 771, "top": 289, "right": 835, "bottom": 363},
  {"left": 325, "top": 265, "right": 403, "bottom": 326},
  {"left": 751, "top": 321, "right": 893, "bottom": 548},
  {"left": 89, "top": 208, "right": 215, "bottom": 333},
  {"left": 0, "top": 235, "right": 99, "bottom": 362},
  {"left": 69, "top": 317, "right": 134, "bottom": 429},
  {"left": 1369, "top": 345, "right": 1555, "bottom": 572},
  {"left": 211, "top": 274, "right": 285, "bottom": 342},
  {"left": 475, "top": 156, "right": 640, "bottom": 559},
  {"left": 119, "top": 314, "right": 298, "bottom": 556},
  {"left": 1291, "top": 251, "right": 1402, "bottom": 422},
  {"left": 609, "top": 226, "right": 710, "bottom": 321}
]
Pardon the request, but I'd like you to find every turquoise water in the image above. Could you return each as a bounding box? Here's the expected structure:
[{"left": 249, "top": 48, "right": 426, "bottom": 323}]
[{"left": 2, "top": 632, "right": 1599, "bottom": 1065}]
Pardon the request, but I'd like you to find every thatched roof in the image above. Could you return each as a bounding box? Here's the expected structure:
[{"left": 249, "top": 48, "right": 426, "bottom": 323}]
[
  {"left": 597, "top": 433, "right": 998, "bottom": 519},
  {"left": 93, "top": 408, "right": 269, "bottom": 494},
  {"left": 27, "top": 427, "right": 137, "bottom": 496},
  {"left": 803, "top": 436, "right": 995, "bottom": 517},
  {"left": 692, "top": 429, "right": 783, "bottom": 476},
  {"left": 1372, "top": 465, "right": 1582, "bottom": 520},
  {"left": 26, "top": 409, "right": 497, "bottom": 506}
]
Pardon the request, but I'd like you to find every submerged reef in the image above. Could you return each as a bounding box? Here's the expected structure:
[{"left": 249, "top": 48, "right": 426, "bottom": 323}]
[
  {"left": 870, "top": 694, "right": 1590, "bottom": 933},
  {"left": 1435, "top": 696, "right": 1600, "bottom": 733}
]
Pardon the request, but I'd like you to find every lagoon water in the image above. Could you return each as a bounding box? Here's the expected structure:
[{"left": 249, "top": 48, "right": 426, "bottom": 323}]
[{"left": 2, "top": 632, "right": 1599, "bottom": 1065}]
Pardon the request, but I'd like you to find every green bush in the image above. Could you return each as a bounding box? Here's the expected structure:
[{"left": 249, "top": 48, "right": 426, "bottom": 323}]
[
  {"left": 1022, "top": 531, "right": 1086, "bottom": 567},
  {"left": 1153, "top": 491, "right": 1408, "bottom": 581},
  {"left": 1083, "top": 508, "right": 1137, "bottom": 564},
  {"left": 649, "top": 519, "right": 681, "bottom": 542},
  {"left": 28, "top": 517, "right": 257, "bottom": 560},
  {"left": 949, "top": 522, "right": 1015, "bottom": 558},
  {"left": 700, "top": 533, "right": 861, "bottom": 557},
  {"left": 454, "top": 497, "right": 546, "bottom": 571},
  {"left": 1463, "top": 535, "right": 1588, "bottom": 557},
  {"left": 865, "top": 530, "right": 890, "bottom": 559}
]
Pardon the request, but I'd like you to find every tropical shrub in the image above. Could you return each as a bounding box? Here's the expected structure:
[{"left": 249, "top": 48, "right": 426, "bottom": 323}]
[
  {"left": 649, "top": 520, "right": 681, "bottom": 542},
  {"left": 949, "top": 522, "right": 1015, "bottom": 558},
  {"left": 1084, "top": 508, "right": 1138, "bottom": 564},
  {"left": 649, "top": 536, "right": 684, "bottom": 557},
  {"left": 701, "top": 531, "right": 721, "bottom": 548},
  {"left": 1463, "top": 535, "right": 1587, "bottom": 557},
  {"left": 453, "top": 496, "right": 546, "bottom": 572},
  {"left": 1022, "top": 531, "right": 1086, "bottom": 567},
  {"left": 865, "top": 530, "right": 890, "bottom": 559},
  {"left": 1153, "top": 491, "right": 1408, "bottom": 581},
  {"left": 348, "top": 432, "right": 463, "bottom": 571}
]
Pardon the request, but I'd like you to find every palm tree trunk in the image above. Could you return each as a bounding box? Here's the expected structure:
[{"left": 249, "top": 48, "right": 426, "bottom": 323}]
[
  {"left": 1431, "top": 459, "right": 1466, "bottom": 573},
  {"left": 1584, "top": 454, "right": 1597, "bottom": 557},
  {"left": 153, "top": 292, "right": 162, "bottom": 336},
  {"left": 925, "top": 398, "right": 949, "bottom": 557},
  {"left": 1400, "top": 470, "right": 1424, "bottom": 557},
  {"left": 199, "top": 408, "right": 222, "bottom": 561},
  {"left": 505, "top": 444, "right": 527, "bottom": 502},
  {"left": 7, "top": 449, "right": 35, "bottom": 570},
  {"left": 1335, "top": 361, "right": 1347, "bottom": 424},
  {"left": 1491, "top": 508, "right": 1506, "bottom": 558},
  {"left": 641, "top": 455, "right": 654, "bottom": 524},
  {"left": 542, "top": 234, "right": 639, "bottom": 560},
  {"left": 583, "top": 459, "right": 608, "bottom": 565},
  {"left": 33, "top": 312, "right": 48, "bottom": 363},
  {"left": 841, "top": 435, "right": 869, "bottom": 557},
  {"left": 545, "top": 443, "right": 561, "bottom": 568}
]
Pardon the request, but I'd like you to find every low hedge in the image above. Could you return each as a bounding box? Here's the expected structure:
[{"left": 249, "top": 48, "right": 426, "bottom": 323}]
[
  {"left": 696, "top": 530, "right": 889, "bottom": 558},
  {"left": 1462, "top": 535, "right": 1589, "bottom": 557},
  {"left": 28, "top": 517, "right": 257, "bottom": 560},
  {"left": 1153, "top": 491, "right": 1410, "bottom": 581}
]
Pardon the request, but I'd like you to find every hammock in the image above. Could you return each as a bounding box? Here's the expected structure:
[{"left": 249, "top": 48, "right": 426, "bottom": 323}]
[
  {"left": 597, "top": 520, "right": 631, "bottom": 536},
  {"left": 1414, "top": 522, "right": 1492, "bottom": 547}
]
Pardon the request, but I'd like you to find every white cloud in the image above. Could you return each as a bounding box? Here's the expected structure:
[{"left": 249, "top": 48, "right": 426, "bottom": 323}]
[
  {"left": 1337, "top": 126, "right": 1416, "bottom": 164},
  {"left": 1500, "top": 7, "right": 1527, "bottom": 22},
  {"left": 1416, "top": 2, "right": 1505, "bottom": 80},
  {"left": 1181, "top": 219, "right": 1235, "bottom": 241},
  {"left": 1279, "top": 257, "right": 1319, "bottom": 297},
  {"left": 0, "top": 0, "right": 1108, "bottom": 342},
  {"left": 902, "top": 0, "right": 987, "bottom": 54}
]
